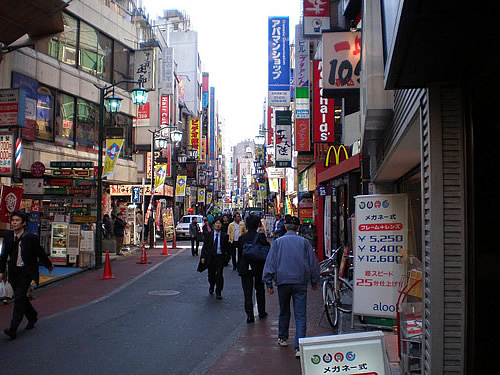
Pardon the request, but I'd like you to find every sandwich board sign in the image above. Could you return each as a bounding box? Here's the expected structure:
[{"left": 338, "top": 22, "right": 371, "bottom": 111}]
[{"left": 299, "top": 331, "right": 389, "bottom": 375}]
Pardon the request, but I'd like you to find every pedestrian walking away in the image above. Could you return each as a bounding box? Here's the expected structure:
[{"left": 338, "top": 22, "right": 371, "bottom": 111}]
[
  {"left": 238, "top": 214, "right": 269, "bottom": 323},
  {"left": 0, "top": 211, "right": 54, "bottom": 340},
  {"left": 262, "top": 215, "right": 320, "bottom": 358},
  {"left": 227, "top": 213, "right": 246, "bottom": 270},
  {"left": 202, "top": 217, "right": 212, "bottom": 242},
  {"left": 199, "top": 217, "right": 230, "bottom": 300},
  {"left": 113, "top": 212, "right": 127, "bottom": 255},
  {"left": 189, "top": 217, "right": 201, "bottom": 256}
]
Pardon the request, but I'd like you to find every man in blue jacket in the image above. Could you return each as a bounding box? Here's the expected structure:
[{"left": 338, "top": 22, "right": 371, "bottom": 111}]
[{"left": 263, "top": 215, "right": 320, "bottom": 358}]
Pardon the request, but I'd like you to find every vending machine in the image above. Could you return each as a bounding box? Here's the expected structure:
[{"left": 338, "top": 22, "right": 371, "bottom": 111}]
[{"left": 50, "top": 222, "right": 69, "bottom": 265}]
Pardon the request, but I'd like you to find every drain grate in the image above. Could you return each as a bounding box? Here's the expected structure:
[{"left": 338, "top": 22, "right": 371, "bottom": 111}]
[{"left": 148, "top": 290, "right": 180, "bottom": 296}]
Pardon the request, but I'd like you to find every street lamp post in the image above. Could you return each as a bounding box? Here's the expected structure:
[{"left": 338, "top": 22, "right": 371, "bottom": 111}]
[{"left": 95, "top": 81, "right": 148, "bottom": 268}]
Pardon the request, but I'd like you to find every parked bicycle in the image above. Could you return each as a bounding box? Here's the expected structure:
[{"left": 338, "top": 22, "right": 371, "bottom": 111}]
[{"left": 320, "top": 247, "right": 354, "bottom": 328}]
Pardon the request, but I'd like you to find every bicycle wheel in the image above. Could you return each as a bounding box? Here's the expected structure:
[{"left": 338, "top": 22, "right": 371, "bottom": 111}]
[
  {"left": 323, "top": 280, "right": 338, "bottom": 328},
  {"left": 337, "top": 277, "right": 353, "bottom": 313}
]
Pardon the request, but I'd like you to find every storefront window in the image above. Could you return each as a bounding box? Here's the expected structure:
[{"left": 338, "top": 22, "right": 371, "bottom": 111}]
[
  {"left": 79, "top": 22, "right": 112, "bottom": 82},
  {"left": 76, "top": 98, "right": 98, "bottom": 150},
  {"left": 55, "top": 93, "right": 75, "bottom": 148},
  {"left": 114, "top": 42, "right": 134, "bottom": 91},
  {"left": 36, "top": 86, "right": 54, "bottom": 141}
]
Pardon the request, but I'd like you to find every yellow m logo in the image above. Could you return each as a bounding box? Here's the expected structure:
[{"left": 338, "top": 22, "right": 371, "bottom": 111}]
[{"left": 324, "top": 145, "right": 349, "bottom": 167}]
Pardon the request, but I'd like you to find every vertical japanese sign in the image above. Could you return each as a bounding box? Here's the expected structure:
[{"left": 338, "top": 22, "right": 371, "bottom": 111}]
[
  {"left": 176, "top": 175, "right": 187, "bottom": 197},
  {"left": 267, "top": 106, "right": 274, "bottom": 146},
  {"left": 353, "top": 194, "right": 407, "bottom": 318},
  {"left": 268, "top": 17, "right": 291, "bottom": 107},
  {"left": 160, "top": 47, "right": 174, "bottom": 95},
  {"left": 178, "top": 76, "right": 187, "bottom": 101},
  {"left": 313, "top": 60, "right": 335, "bottom": 142},
  {"left": 0, "top": 131, "right": 13, "bottom": 175},
  {"left": 134, "top": 49, "right": 155, "bottom": 90},
  {"left": 200, "top": 136, "right": 207, "bottom": 164},
  {"left": 322, "top": 32, "right": 361, "bottom": 92},
  {"left": 303, "top": 0, "right": 331, "bottom": 36},
  {"left": 275, "top": 111, "right": 292, "bottom": 168},
  {"left": 209, "top": 87, "right": 215, "bottom": 160},
  {"left": 103, "top": 139, "right": 124, "bottom": 179},
  {"left": 198, "top": 188, "right": 206, "bottom": 204},
  {"left": 295, "top": 26, "right": 311, "bottom": 152},
  {"left": 189, "top": 118, "right": 201, "bottom": 157},
  {"left": 160, "top": 95, "right": 169, "bottom": 125},
  {"left": 202, "top": 73, "right": 209, "bottom": 109},
  {"left": 165, "top": 143, "right": 172, "bottom": 178}
]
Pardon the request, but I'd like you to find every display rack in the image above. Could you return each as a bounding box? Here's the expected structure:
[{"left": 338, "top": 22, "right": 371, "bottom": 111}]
[{"left": 399, "top": 302, "right": 422, "bottom": 374}]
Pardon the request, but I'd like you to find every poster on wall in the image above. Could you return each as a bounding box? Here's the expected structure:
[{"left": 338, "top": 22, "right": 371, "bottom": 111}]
[{"left": 353, "top": 194, "right": 407, "bottom": 318}]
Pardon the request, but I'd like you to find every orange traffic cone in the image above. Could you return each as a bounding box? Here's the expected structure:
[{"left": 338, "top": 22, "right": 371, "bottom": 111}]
[
  {"left": 162, "top": 236, "right": 170, "bottom": 256},
  {"left": 137, "top": 243, "right": 151, "bottom": 264},
  {"left": 100, "top": 251, "right": 116, "bottom": 279},
  {"left": 171, "top": 232, "right": 178, "bottom": 249}
]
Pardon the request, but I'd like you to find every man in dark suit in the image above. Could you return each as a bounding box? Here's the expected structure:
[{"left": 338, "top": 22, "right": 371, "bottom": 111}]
[
  {"left": 200, "top": 217, "right": 230, "bottom": 300},
  {"left": 0, "top": 211, "right": 53, "bottom": 340}
]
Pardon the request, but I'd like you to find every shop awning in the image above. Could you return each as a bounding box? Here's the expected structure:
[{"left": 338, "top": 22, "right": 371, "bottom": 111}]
[
  {"left": 317, "top": 154, "right": 361, "bottom": 184},
  {"left": 0, "top": 0, "right": 68, "bottom": 46}
]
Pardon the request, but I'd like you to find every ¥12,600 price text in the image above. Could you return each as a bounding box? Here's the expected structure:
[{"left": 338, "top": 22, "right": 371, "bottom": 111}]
[{"left": 357, "top": 255, "right": 404, "bottom": 263}]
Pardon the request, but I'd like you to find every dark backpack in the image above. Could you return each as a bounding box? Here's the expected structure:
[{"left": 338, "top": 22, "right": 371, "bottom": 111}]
[{"left": 242, "top": 233, "right": 270, "bottom": 263}]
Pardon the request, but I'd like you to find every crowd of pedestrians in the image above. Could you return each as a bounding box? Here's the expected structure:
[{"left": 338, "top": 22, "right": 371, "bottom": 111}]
[{"left": 196, "top": 210, "right": 320, "bottom": 358}]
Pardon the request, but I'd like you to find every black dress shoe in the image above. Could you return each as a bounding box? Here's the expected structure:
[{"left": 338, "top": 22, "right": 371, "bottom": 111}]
[
  {"left": 247, "top": 315, "right": 255, "bottom": 323},
  {"left": 3, "top": 328, "right": 16, "bottom": 340},
  {"left": 209, "top": 286, "right": 214, "bottom": 295},
  {"left": 259, "top": 312, "right": 268, "bottom": 319},
  {"left": 26, "top": 317, "right": 38, "bottom": 330},
  {"left": 216, "top": 294, "right": 222, "bottom": 300}
]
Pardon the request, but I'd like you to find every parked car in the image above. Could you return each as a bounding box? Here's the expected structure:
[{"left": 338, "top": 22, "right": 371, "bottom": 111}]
[{"left": 175, "top": 215, "right": 204, "bottom": 239}]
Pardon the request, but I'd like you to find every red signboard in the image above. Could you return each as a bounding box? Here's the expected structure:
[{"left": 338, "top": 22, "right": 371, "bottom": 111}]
[
  {"left": 313, "top": 60, "right": 335, "bottom": 143},
  {"left": 160, "top": 95, "right": 169, "bottom": 125},
  {"left": 53, "top": 169, "right": 73, "bottom": 176},
  {"left": 267, "top": 107, "right": 274, "bottom": 146},
  {"left": 0, "top": 185, "right": 23, "bottom": 223},
  {"left": 295, "top": 118, "right": 311, "bottom": 151},
  {"left": 49, "top": 178, "right": 73, "bottom": 186}
]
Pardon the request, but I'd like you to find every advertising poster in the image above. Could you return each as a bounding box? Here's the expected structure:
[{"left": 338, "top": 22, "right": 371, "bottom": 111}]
[
  {"left": 135, "top": 102, "right": 150, "bottom": 127},
  {"left": 154, "top": 164, "right": 167, "bottom": 192},
  {"left": 268, "top": 17, "right": 290, "bottom": 107},
  {"left": 176, "top": 175, "right": 187, "bottom": 197},
  {"left": 0, "top": 88, "right": 25, "bottom": 127},
  {"left": 103, "top": 138, "right": 124, "bottom": 179},
  {"left": 353, "top": 194, "right": 407, "bottom": 318},
  {"left": 206, "top": 191, "right": 213, "bottom": 204}
]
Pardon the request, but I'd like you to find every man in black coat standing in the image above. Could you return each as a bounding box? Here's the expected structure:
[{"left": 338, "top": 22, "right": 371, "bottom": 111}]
[
  {"left": 0, "top": 211, "right": 53, "bottom": 340},
  {"left": 200, "top": 217, "right": 229, "bottom": 300}
]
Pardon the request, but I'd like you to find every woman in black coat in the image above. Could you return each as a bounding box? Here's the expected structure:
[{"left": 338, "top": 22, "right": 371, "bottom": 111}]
[{"left": 238, "top": 215, "right": 270, "bottom": 323}]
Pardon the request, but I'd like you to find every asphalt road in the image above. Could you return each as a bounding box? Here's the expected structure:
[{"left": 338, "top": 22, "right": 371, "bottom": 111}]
[{"left": 0, "top": 243, "right": 248, "bottom": 375}]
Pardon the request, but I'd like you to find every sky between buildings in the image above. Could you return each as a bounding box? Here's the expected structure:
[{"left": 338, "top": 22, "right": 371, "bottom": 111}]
[{"left": 142, "top": 0, "right": 301, "bottom": 151}]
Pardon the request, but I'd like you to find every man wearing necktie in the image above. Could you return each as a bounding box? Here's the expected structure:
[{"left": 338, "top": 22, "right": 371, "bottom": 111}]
[
  {"left": 200, "top": 217, "right": 229, "bottom": 300},
  {"left": 0, "top": 211, "right": 53, "bottom": 340}
]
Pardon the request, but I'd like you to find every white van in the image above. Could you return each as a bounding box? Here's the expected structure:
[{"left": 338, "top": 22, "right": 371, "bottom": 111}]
[{"left": 175, "top": 215, "right": 204, "bottom": 239}]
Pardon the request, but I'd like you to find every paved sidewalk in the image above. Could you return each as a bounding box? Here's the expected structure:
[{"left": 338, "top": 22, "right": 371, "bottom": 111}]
[{"left": 1, "top": 243, "right": 402, "bottom": 374}]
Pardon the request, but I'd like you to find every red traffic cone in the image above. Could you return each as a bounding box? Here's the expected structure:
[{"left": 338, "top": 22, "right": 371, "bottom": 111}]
[
  {"left": 100, "top": 251, "right": 116, "bottom": 279},
  {"left": 137, "top": 243, "right": 151, "bottom": 264},
  {"left": 162, "top": 236, "right": 170, "bottom": 256}
]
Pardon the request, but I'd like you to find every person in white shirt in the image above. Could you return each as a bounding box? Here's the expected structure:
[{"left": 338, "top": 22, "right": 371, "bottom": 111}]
[{"left": 227, "top": 213, "right": 247, "bottom": 270}]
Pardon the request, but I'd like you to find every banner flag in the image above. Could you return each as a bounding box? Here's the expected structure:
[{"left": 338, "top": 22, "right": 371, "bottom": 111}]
[
  {"left": 176, "top": 175, "right": 187, "bottom": 197},
  {"left": 269, "top": 178, "right": 280, "bottom": 193},
  {"left": 206, "top": 191, "right": 213, "bottom": 204},
  {"left": 197, "top": 188, "right": 206, "bottom": 204},
  {"left": 154, "top": 164, "right": 167, "bottom": 192},
  {"left": 103, "top": 139, "right": 124, "bottom": 179}
]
